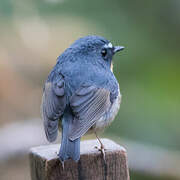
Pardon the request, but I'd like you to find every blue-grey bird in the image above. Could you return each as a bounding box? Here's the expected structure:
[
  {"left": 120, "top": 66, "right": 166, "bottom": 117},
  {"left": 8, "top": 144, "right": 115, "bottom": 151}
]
[{"left": 41, "top": 35, "right": 124, "bottom": 164}]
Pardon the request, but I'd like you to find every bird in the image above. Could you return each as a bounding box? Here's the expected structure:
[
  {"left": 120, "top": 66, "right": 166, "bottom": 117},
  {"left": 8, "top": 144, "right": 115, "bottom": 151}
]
[{"left": 41, "top": 35, "right": 124, "bottom": 166}]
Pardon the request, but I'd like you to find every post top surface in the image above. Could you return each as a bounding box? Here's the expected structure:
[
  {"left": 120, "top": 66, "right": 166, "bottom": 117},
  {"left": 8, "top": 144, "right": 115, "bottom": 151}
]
[{"left": 30, "top": 138, "right": 126, "bottom": 161}]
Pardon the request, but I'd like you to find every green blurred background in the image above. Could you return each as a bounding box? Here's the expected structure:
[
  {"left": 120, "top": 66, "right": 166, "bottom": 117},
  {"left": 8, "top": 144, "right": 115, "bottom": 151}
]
[{"left": 0, "top": 0, "right": 180, "bottom": 179}]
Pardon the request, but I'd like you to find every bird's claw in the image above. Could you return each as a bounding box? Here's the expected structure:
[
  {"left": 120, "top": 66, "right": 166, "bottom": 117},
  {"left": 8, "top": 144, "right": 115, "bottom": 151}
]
[
  {"left": 55, "top": 151, "right": 59, "bottom": 156},
  {"left": 56, "top": 152, "right": 64, "bottom": 170},
  {"left": 94, "top": 145, "right": 106, "bottom": 163},
  {"left": 61, "top": 161, "right": 64, "bottom": 170}
]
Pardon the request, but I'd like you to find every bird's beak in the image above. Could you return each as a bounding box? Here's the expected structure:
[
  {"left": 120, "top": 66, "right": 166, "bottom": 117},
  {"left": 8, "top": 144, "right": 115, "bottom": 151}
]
[{"left": 113, "top": 46, "right": 124, "bottom": 54}]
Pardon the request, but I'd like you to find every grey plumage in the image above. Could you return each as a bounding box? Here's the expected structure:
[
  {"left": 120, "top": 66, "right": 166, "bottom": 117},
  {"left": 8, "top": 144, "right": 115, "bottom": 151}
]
[
  {"left": 69, "top": 85, "right": 111, "bottom": 141},
  {"left": 42, "top": 73, "right": 66, "bottom": 142},
  {"left": 41, "top": 35, "right": 124, "bottom": 162}
]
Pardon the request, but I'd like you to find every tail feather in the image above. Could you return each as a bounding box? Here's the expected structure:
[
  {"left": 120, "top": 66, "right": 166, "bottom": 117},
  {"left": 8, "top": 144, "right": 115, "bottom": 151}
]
[{"left": 59, "top": 109, "right": 80, "bottom": 162}]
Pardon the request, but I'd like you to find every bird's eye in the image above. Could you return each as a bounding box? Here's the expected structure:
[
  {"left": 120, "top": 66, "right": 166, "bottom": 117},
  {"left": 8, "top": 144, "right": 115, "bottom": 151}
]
[{"left": 101, "top": 48, "right": 107, "bottom": 58}]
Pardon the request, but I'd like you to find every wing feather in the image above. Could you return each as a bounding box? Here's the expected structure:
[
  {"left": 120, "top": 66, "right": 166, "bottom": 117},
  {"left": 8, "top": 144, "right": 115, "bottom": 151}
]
[
  {"left": 69, "top": 86, "right": 111, "bottom": 141},
  {"left": 41, "top": 78, "right": 66, "bottom": 142}
]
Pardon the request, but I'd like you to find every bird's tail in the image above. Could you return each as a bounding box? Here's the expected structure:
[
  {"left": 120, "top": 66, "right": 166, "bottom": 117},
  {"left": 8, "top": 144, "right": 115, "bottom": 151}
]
[{"left": 59, "top": 109, "right": 80, "bottom": 162}]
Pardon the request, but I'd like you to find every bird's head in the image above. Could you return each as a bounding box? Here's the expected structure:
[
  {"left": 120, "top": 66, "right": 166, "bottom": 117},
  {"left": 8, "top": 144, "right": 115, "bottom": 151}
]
[{"left": 70, "top": 35, "right": 124, "bottom": 71}]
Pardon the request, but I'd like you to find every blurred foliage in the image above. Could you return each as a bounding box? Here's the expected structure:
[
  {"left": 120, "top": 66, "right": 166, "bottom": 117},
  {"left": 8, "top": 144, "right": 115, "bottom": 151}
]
[
  {"left": 0, "top": 0, "right": 180, "bottom": 179},
  {"left": 130, "top": 171, "right": 179, "bottom": 180}
]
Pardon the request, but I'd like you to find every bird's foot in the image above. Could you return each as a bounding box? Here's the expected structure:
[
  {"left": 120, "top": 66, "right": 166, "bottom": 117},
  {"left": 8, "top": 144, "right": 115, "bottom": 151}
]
[
  {"left": 56, "top": 152, "right": 64, "bottom": 170},
  {"left": 55, "top": 151, "right": 59, "bottom": 156},
  {"left": 61, "top": 161, "right": 64, "bottom": 170},
  {"left": 94, "top": 144, "right": 106, "bottom": 162},
  {"left": 94, "top": 132, "right": 107, "bottom": 163}
]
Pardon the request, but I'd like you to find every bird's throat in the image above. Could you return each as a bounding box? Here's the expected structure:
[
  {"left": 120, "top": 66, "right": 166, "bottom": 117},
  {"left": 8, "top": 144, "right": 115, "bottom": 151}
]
[{"left": 110, "top": 62, "right": 113, "bottom": 72}]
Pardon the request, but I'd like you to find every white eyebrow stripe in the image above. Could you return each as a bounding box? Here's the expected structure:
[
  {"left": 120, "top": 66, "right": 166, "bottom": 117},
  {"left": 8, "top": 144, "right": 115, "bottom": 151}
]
[
  {"left": 104, "top": 42, "right": 113, "bottom": 49},
  {"left": 108, "top": 42, "right": 113, "bottom": 48}
]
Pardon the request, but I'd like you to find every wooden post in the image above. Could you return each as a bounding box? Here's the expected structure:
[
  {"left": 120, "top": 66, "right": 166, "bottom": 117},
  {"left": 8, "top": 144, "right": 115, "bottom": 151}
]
[{"left": 29, "top": 138, "right": 129, "bottom": 180}]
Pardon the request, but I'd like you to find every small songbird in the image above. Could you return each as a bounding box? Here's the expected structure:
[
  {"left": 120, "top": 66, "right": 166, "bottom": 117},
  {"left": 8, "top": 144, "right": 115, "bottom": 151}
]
[{"left": 41, "top": 35, "right": 124, "bottom": 164}]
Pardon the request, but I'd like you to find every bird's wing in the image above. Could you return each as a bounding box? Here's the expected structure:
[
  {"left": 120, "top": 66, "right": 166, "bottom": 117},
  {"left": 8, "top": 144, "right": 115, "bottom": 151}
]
[
  {"left": 69, "top": 85, "right": 111, "bottom": 141},
  {"left": 41, "top": 77, "right": 66, "bottom": 142}
]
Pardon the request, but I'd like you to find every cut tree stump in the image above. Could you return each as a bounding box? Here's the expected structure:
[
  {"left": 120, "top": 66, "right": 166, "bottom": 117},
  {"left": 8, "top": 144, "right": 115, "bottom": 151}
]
[{"left": 29, "top": 138, "right": 129, "bottom": 180}]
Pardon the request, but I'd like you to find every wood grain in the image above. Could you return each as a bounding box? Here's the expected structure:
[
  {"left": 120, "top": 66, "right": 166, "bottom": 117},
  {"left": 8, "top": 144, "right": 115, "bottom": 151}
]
[{"left": 30, "top": 138, "right": 129, "bottom": 180}]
